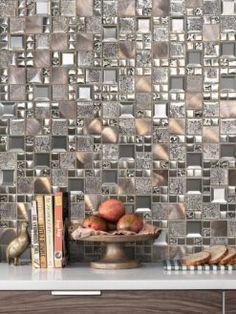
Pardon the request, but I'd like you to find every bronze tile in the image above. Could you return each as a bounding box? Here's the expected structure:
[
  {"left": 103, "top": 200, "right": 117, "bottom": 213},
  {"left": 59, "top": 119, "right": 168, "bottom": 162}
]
[
  {"left": 135, "top": 118, "right": 152, "bottom": 135},
  {"left": 34, "top": 177, "right": 51, "bottom": 194},
  {"left": 102, "top": 127, "right": 119, "bottom": 143},
  {"left": 136, "top": 76, "right": 152, "bottom": 92},
  {"left": 153, "top": 144, "right": 169, "bottom": 160},
  {"left": 51, "top": 33, "right": 67, "bottom": 50},
  {"left": 117, "top": 0, "right": 135, "bottom": 17},
  {"left": 203, "top": 126, "right": 219, "bottom": 143},
  {"left": 76, "top": 0, "right": 93, "bottom": 16}
]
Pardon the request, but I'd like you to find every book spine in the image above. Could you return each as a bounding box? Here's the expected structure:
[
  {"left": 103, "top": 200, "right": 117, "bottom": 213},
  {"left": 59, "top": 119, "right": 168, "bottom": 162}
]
[
  {"left": 44, "top": 195, "right": 54, "bottom": 268},
  {"left": 54, "top": 192, "right": 63, "bottom": 268},
  {"left": 36, "top": 194, "right": 47, "bottom": 268},
  {"left": 62, "top": 192, "right": 69, "bottom": 267},
  {"left": 31, "top": 201, "right": 40, "bottom": 268}
]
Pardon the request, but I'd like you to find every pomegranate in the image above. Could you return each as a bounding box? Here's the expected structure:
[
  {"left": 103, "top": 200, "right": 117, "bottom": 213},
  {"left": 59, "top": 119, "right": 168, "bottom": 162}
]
[
  {"left": 83, "top": 215, "right": 107, "bottom": 231},
  {"left": 98, "top": 199, "right": 125, "bottom": 222},
  {"left": 117, "top": 214, "right": 143, "bottom": 233}
]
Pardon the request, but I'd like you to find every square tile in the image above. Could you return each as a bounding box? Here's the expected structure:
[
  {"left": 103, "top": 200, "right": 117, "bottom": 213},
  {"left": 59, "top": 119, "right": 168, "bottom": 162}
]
[
  {"left": 103, "top": 27, "right": 117, "bottom": 41},
  {"left": 51, "top": 33, "right": 67, "bottom": 50},
  {"left": 171, "top": 19, "right": 184, "bottom": 33},
  {"left": 103, "top": 70, "right": 117, "bottom": 84},
  {"left": 188, "top": 51, "right": 201, "bottom": 65},
  {"left": 221, "top": 43, "right": 235, "bottom": 56},
  {"left": 62, "top": 53, "right": 75, "bottom": 65},
  {"left": 78, "top": 86, "right": 92, "bottom": 100},
  {"left": 137, "top": 19, "right": 150, "bottom": 33},
  {"left": 76, "top": 0, "right": 93, "bottom": 16},
  {"left": 9, "top": 136, "right": 25, "bottom": 152},
  {"left": 25, "top": 17, "right": 43, "bottom": 34},
  {"left": 34, "top": 86, "right": 50, "bottom": 101},
  {"left": 10, "top": 36, "right": 24, "bottom": 50},
  {"left": 170, "top": 77, "right": 184, "bottom": 90},
  {"left": 0, "top": 0, "right": 235, "bottom": 263},
  {"left": 117, "top": 0, "right": 135, "bottom": 16},
  {"left": 36, "top": 0, "right": 50, "bottom": 15},
  {"left": 52, "top": 136, "right": 67, "bottom": 151}
]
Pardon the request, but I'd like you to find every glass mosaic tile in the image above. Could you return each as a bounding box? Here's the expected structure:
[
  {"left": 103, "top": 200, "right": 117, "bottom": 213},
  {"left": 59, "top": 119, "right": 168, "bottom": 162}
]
[{"left": 1, "top": 0, "right": 236, "bottom": 262}]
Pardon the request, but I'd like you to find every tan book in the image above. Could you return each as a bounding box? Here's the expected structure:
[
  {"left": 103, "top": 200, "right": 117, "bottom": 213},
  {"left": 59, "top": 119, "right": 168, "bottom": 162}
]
[
  {"left": 31, "top": 201, "right": 40, "bottom": 268},
  {"left": 44, "top": 195, "right": 54, "bottom": 268},
  {"left": 36, "top": 194, "right": 47, "bottom": 268}
]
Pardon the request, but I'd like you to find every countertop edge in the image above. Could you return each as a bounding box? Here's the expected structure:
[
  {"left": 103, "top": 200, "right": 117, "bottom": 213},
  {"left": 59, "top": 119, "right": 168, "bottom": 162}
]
[
  {"left": 1, "top": 280, "right": 236, "bottom": 291},
  {"left": 1, "top": 263, "right": 236, "bottom": 291}
]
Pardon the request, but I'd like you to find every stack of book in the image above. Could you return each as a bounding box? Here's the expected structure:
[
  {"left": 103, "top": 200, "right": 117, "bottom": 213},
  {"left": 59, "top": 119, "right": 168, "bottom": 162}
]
[{"left": 31, "top": 192, "right": 69, "bottom": 268}]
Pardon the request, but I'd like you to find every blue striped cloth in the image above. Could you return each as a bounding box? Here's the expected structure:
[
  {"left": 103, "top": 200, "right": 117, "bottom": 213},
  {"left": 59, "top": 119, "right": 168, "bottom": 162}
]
[{"left": 163, "top": 260, "right": 236, "bottom": 271}]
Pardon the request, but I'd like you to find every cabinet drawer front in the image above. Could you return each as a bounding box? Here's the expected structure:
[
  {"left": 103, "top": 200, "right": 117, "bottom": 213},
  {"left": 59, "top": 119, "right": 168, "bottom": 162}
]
[
  {"left": 0, "top": 291, "right": 222, "bottom": 314},
  {"left": 225, "top": 291, "right": 236, "bottom": 314}
]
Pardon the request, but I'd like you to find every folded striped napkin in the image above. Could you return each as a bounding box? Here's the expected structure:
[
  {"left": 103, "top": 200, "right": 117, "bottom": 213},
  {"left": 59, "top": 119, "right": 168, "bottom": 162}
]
[{"left": 163, "top": 260, "right": 236, "bottom": 271}]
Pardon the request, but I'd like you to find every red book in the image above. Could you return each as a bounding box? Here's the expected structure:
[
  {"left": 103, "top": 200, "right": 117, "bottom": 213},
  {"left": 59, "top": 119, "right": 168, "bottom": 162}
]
[{"left": 54, "top": 192, "right": 63, "bottom": 268}]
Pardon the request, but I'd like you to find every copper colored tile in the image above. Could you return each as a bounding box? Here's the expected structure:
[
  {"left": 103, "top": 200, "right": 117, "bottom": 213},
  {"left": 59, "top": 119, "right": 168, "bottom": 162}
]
[
  {"left": 59, "top": 101, "right": 76, "bottom": 119},
  {"left": 25, "top": 17, "right": 43, "bottom": 34},
  {"left": 51, "top": 68, "right": 67, "bottom": 84},
  {"left": 203, "top": 126, "right": 219, "bottom": 143},
  {"left": 220, "top": 100, "right": 236, "bottom": 118},
  {"left": 51, "top": 33, "right": 67, "bottom": 50},
  {"left": 117, "top": 0, "right": 135, "bottom": 16},
  {"left": 152, "top": 170, "right": 168, "bottom": 187},
  {"left": 102, "top": 127, "right": 119, "bottom": 143},
  {"left": 169, "top": 119, "right": 185, "bottom": 135},
  {"left": 136, "top": 76, "right": 152, "bottom": 92},
  {"left": 77, "top": 33, "right": 93, "bottom": 51},
  {"left": 119, "top": 41, "right": 136, "bottom": 59},
  {"left": 76, "top": 0, "right": 93, "bottom": 16},
  {"left": 84, "top": 194, "right": 102, "bottom": 211},
  {"left": 168, "top": 204, "right": 185, "bottom": 220},
  {"left": 135, "top": 118, "right": 152, "bottom": 135},
  {"left": 77, "top": 152, "right": 93, "bottom": 168},
  {"left": 153, "top": 42, "right": 169, "bottom": 59},
  {"left": 153, "top": 144, "right": 169, "bottom": 160},
  {"left": 152, "top": 0, "right": 170, "bottom": 16},
  {"left": 186, "top": 92, "right": 203, "bottom": 109},
  {"left": 34, "top": 50, "right": 50, "bottom": 67},
  {"left": 85, "top": 118, "right": 103, "bottom": 135},
  {"left": 118, "top": 177, "right": 135, "bottom": 194},
  {"left": 34, "top": 177, "right": 51, "bottom": 194},
  {"left": 8, "top": 67, "right": 25, "bottom": 84},
  {"left": 26, "top": 118, "right": 42, "bottom": 136}
]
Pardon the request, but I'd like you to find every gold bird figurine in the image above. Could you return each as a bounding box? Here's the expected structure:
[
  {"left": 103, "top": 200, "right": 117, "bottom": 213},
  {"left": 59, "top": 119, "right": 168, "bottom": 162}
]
[{"left": 6, "top": 221, "right": 30, "bottom": 265}]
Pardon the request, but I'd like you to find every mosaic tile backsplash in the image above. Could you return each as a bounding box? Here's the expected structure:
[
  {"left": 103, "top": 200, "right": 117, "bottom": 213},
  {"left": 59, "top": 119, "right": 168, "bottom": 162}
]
[{"left": 1, "top": 0, "right": 236, "bottom": 263}]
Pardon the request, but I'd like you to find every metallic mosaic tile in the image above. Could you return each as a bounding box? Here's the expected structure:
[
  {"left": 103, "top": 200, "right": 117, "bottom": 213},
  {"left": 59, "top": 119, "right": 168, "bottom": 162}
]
[{"left": 2, "top": 0, "right": 236, "bottom": 262}]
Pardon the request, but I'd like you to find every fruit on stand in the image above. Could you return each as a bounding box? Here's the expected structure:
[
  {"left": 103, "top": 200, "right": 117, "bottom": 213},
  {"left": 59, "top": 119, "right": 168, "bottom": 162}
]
[
  {"left": 107, "top": 223, "right": 117, "bottom": 231},
  {"left": 117, "top": 213, "right": 144, "bottom": 233},
  {"left": 82, "top": 215, "right": 107, "bottom": 231},
  {"left": 82, "top": 199, "right": 145, "bottom": 234},
  {"left": 98, "top": 199, "right": 125, "bottom": 222}
]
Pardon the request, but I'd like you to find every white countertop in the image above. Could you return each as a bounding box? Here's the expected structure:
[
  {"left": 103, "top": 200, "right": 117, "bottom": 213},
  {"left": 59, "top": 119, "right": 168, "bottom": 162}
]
[{"left": 1, "top": 263, "right": 236, "bottom": 291}]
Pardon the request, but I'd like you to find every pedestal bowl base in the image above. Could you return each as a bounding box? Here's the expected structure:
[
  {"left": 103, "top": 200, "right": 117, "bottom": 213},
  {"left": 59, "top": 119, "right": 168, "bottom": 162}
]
[{"left": 90, "top": 242, "right": 140, "bottom": 270}]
